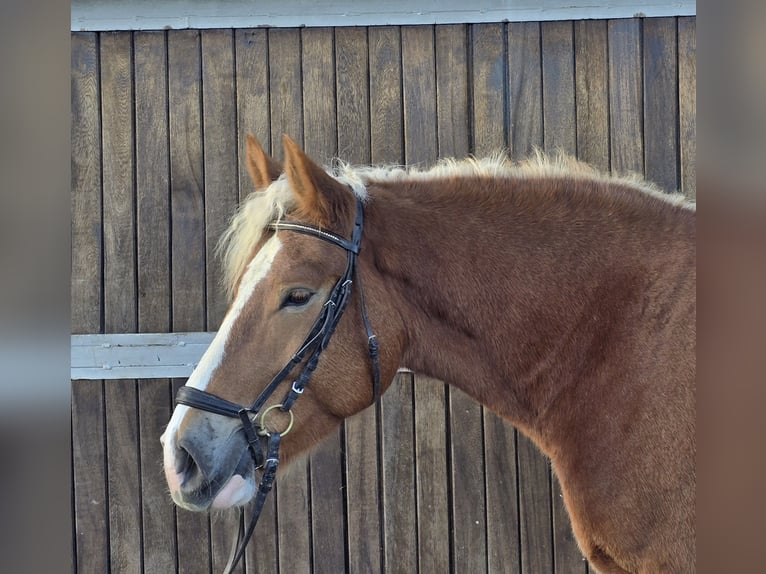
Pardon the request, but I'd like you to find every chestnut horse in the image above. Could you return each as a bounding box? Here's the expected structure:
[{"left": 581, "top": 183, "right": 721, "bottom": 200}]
[{"left": 162, "top": 135, "right": 695, "bottom": 573}]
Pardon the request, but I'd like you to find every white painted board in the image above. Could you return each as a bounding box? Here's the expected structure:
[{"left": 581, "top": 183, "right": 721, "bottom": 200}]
[
  {"left": 72, "top": 0, "right": 696, "bottom": 31},
  {"left": 71, "top": 332, "right": 215, "bottom": 380}
]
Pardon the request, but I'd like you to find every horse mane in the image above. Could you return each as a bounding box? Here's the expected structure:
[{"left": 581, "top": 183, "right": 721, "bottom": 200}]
[{"left": 218, "top": 150, "right": 695, "bottom": 299}]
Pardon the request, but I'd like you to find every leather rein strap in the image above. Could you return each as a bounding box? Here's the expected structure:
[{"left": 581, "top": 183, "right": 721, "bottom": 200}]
[{"left": 175, "top": 196, "right": 380, "bottom": 573}]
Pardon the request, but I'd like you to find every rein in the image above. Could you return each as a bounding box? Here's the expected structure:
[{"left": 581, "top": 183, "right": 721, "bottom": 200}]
[{"left": 175, "top": 196, "right": 380, "bottom": 574}]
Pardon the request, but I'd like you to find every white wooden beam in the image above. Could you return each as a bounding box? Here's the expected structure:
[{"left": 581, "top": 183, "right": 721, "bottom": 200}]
[
  {"left": 72, "top": 0, "right": 696, "bottom": 31},
  {"left": 71, "top": 332, "right": 215, "bottom": 380}
]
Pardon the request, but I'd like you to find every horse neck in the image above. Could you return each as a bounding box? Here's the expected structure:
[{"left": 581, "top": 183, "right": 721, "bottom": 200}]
[{"left": 361, "top": 175, "right": 695, "bottom": 443}]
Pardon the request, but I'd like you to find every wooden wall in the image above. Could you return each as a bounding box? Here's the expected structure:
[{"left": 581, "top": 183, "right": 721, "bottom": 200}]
[{"left": 71, "top": 18, "right": 696, "bottom": 573}]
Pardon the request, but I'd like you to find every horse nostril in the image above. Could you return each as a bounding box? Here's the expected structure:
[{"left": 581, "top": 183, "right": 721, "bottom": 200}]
[{"left": 175, "top": 444, "right": 196, "bottom": 479}]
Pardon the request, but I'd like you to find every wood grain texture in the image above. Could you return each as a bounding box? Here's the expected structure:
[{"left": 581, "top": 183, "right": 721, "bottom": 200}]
[
  {"left": 71, "top": 32, "right": 103, "bottom": 337},
  {"left": 168, "top": 29, "right": 211, "bottom": 574},
  {"left": 402, "top": 26, "right": 438, "bottom": 166},
  {"left": 678, "top": 17, "right": 696, "bottom": 200},
  {"left": 269, "top": 28, "right": 304, "bottom": 159},
  {"left": 508, "top": 22, "right": 543, "bottom": 160},
  {"left": 542, "top": 21, "right": 576, "bottom": 154},
  {"left": 608, "top": 18, "right": 644, "bottom": 175},
  {"left": 643, "top": 17, "right": 679, "bottom": 193},
  {"left": 236, "top": 28, "right": 272, "bottom": 198},
  {"left": 471, "top": 23, "right": 507, "bottom": 155},
  {"left": 100, "top": 31, "right": 143, "bottom": 574},
  {"left": 202, "top": 29, "right": 239, "bottom": 330},
  {"left": 575, "top": 20, "right": 610, "bottom": 170},
  {"left": 436, "top": 25, "right": 470, "bottom": 160},
  {"left": 71, "top": 32, "right": 108, "bottom": 574},
  {"left": 369, "top": 26, "right": 404, "bottom": 164},
  {"left": 133, "top": 29, "right": 177, "bottom": 574},
  {"left": 336, "top": 27, "right": 371, "bottom": 163}
]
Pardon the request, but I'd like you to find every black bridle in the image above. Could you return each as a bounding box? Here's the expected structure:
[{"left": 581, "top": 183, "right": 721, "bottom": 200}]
[{"left": 174, "top": 196, "right": 380, "bottom": 574}]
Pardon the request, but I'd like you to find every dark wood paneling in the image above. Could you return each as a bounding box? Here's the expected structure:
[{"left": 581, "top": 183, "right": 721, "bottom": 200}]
[
  {"left": 71, "top": 31, "right": 108, "bottom": 574},
  {"left": 608, "top": 19, "right": 644, "bottom": 174},
  {"left": 643, "top": 17, "right": 679, "bottom": 193},
  {"left": 72, "top": 18, "right": 695, "bottom": 574},
  {"left": 100, "top": 31, "right": 143, "bottom": 574},
  {"left": 134, "top": 30, "right": 177, "bottom": 574},
  {"left": 168, "top": 29, "right": 211, "bottom": 574},
  {"left": 201, "top": 29, "right": 245, "bottom": 573},
  {"left": 575, "top": 20, "right": 610, "bottom": 170},
  {"left": 508, "top": 22, "right": 542, "bottom": 159},
  {"left": 678, "top": 17, "right": 696, "bottom": 199}
]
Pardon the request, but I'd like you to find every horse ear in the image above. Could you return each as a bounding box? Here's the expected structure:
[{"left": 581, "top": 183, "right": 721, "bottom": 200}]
[
  {"left": 246, "top": 133, "right": 282, "bottom": 191},
  {"left": 282, "top": 134, "right": 349, "bottom": 227}
]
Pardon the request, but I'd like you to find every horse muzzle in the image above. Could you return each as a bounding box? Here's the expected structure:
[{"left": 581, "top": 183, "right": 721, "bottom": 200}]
[{"left": 162, "top": 411, "right": 257, "bottom": 511}]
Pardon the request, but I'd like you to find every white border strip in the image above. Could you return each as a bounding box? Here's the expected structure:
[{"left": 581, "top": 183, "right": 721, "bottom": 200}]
[
  {"left": 72, "top": 1, "right": 696, "bottom": 31},
  {"left": 71, "top": 332, "right": 215, "bottom": 379}
]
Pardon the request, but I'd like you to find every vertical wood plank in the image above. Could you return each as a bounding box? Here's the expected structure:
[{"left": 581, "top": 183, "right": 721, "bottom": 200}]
[
  {"left": 678, "top": 17, "right": 696, "bottom": 200},
  {"left": 436, "top": 25, "right": 470, "bottom": 160},
  {"left": 436, "top": 23, "right": 486, "bottom": 574},
  {"left": 134, "top": 30, "right": 177, "bottom": 574},
  {"left": 71, "top": 32, "right": 107, "bottom": 574},
  {"left": 270, "top": 28, "right": 304, "bottom": 160},
  {"left": 168, "top": 29, "right": 211, "bottom": 574},
  {"left": 643, "top": 17, "right": 679, "bottom": 193},
  {"left": 201, "top": 28, "right": 245, "bottom": 574},
  {"left": 542, "top": 21, "right": 576, "bottom": 154},
  {"left": 267, "top": 27, "right": 312, "bottom": 574},
  {"left": 402, "top": 25, "right": 438, "bottom": 165},
  {"left": 71, "top": 32, "right": 103, "bottom": 338},
  {"left": 202, "top": 29, "right": 239, "bottom": 328},
  {"left": 100, "top": 30, "right": 142, "bottom": 574},
  {"left": 402, "top": 24, "right": 451, "bottom": 574},
  {"left": 508, "top": 22, "right": 542, "bottom": 160},
  {"left": 236, "top": 28, "right": 273, "bottom": 200},
  {"left": 472, "top": 23, "right": 507, "bottom": 155},
  {"left": 335, "top": 25, "right": 383, "bottom": 574},
  {"left": 369, "top": 26, "right": 404, "bottom": 164},
  {"left": 301, "top": 26, "right": 348, "bottom": 574},
  {"left": 608, "top": 19, "right": 644, "bottom": 175},
  {"left": 369, "top": 25, "right": 416, "bottom": 574},
  {"left": 575, "top": 20, "right": 610, "bottom": 171}
]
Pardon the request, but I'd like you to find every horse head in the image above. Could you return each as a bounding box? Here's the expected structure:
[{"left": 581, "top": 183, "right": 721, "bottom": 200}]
[{"left": 161, "top": 135, "right": 402, "bottom": 512}]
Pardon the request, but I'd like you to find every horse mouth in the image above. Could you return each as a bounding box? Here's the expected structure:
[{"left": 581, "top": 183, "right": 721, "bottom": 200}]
[{"left": 172, "top": 444, "right": 255, "bottom": 511}]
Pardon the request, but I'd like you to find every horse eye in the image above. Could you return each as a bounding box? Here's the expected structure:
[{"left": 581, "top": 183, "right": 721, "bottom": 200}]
[{"left": 283, "top": 288, "right": 314, "bottom": 308}]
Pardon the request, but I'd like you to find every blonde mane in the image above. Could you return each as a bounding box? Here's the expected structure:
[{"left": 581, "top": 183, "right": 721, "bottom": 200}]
[{"left": 219, "top": 151, "right": 694, "bottom": 299}]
